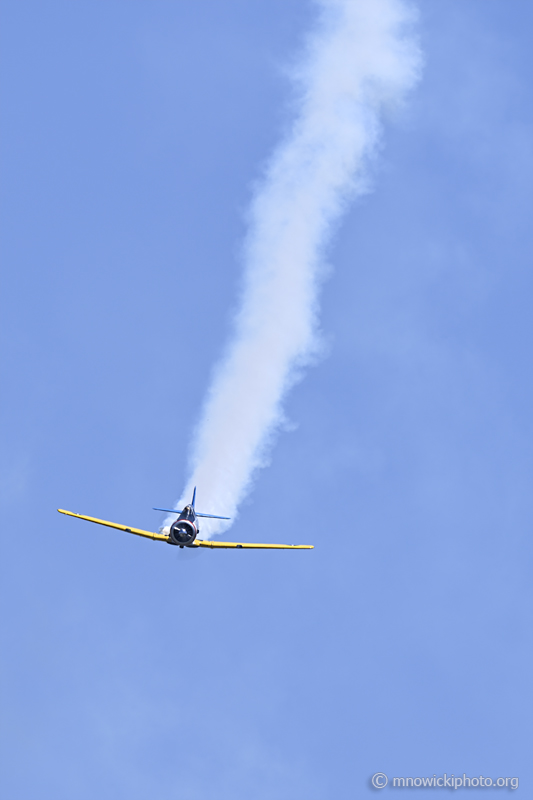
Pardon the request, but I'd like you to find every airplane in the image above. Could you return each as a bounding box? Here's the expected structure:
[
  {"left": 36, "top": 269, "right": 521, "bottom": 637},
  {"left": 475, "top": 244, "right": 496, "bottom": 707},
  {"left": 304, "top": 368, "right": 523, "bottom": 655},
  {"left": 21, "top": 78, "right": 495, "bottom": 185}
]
[{"left": 57, "top": 487, "right": 313, "bottom": 550}]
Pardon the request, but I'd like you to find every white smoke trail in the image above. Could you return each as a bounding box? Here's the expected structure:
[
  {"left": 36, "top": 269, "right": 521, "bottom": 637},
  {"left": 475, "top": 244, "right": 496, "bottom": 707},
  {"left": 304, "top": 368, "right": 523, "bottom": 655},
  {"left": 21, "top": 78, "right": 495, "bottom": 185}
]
[{"left": 174, "top": 0, "right": 421, "bottom": 535}]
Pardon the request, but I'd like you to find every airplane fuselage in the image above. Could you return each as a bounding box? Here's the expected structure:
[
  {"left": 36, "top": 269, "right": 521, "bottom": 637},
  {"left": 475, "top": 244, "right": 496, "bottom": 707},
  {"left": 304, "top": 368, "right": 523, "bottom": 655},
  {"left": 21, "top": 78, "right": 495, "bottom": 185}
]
[{"left": 169, "top": 505, "right": 198, "bottom": 546}]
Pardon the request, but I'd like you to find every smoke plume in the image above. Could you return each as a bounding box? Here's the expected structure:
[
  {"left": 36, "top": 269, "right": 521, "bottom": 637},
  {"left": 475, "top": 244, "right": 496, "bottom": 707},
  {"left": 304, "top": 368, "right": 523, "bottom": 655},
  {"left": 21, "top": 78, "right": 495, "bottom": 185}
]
[{"left": 174, "top": 0, "right": 421, "bottom": 535}]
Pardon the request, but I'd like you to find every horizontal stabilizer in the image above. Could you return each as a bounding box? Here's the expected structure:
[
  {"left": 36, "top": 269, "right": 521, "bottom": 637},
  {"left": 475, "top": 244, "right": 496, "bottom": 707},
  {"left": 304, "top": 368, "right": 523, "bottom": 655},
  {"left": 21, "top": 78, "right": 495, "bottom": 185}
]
[{"left": 153, "top": 507, "right": 230, "bottom": 520}]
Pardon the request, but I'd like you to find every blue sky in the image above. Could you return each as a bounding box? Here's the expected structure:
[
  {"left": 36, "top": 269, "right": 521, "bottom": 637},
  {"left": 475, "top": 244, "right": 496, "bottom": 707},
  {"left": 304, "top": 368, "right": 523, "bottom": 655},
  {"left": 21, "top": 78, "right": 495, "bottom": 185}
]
[{"left": 1, "top": 1, "right": 532, "bottom": 797}]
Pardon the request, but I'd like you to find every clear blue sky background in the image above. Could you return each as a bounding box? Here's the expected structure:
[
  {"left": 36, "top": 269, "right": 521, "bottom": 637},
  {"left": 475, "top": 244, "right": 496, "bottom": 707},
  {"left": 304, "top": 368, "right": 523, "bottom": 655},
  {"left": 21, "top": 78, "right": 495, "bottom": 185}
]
[{"left": 1, "top": 1, "right": 532, "bottom": 797}]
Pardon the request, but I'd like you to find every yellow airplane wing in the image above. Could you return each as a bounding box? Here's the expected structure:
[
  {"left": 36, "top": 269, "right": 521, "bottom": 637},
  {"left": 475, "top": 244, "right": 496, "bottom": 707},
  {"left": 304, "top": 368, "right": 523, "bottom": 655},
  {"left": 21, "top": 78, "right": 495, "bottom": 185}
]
[
  {"left": 194, "top": 539, "right": 313, "bottom": 549},
  {"left": 57, "top": 509, "right": 170, "bottom": 542},
  {"left": 57, "top": 509, "right": 313, "bottom": 549}
]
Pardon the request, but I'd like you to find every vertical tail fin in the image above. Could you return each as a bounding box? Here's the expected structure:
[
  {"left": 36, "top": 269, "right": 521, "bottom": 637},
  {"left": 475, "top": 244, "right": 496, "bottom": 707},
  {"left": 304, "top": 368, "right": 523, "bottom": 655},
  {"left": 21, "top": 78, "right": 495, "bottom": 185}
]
[{"left": 191, "top": 487, "right": 197, "bottom": 508}]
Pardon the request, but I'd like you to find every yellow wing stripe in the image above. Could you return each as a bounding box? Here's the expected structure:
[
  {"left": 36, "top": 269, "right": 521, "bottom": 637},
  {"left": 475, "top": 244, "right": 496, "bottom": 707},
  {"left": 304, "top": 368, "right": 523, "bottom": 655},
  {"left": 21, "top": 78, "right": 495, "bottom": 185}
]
[
  {"left": 194, "top": 539, "right": 313, "bottom": 549},
  {"left": 57, "top": 509, "right": 170, "bottom": 542}
]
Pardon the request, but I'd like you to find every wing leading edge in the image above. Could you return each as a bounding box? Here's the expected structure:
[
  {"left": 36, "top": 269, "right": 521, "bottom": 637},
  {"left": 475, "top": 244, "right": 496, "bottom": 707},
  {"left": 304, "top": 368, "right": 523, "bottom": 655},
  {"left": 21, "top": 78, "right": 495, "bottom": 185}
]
[
  {"left": 57, "top": 509, "right": 170, "bottom": 541},
  {"left": 193, "top": 540, "right": 313, "bottom": 549}
]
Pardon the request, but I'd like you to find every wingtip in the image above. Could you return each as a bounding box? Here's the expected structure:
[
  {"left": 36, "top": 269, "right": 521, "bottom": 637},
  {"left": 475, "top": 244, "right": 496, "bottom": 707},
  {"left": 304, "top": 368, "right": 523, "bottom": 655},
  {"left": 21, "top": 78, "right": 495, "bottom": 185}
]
[{"left": 58, "top": 508, "right": 78, "bottom": 518}]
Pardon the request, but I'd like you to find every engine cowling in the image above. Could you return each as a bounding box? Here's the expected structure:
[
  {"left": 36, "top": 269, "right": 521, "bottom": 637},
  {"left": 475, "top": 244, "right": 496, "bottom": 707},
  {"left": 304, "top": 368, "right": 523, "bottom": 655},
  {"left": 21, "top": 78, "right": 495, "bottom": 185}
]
[{"left": 169, "top": 519, "right": 197, "bottom": 546}]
